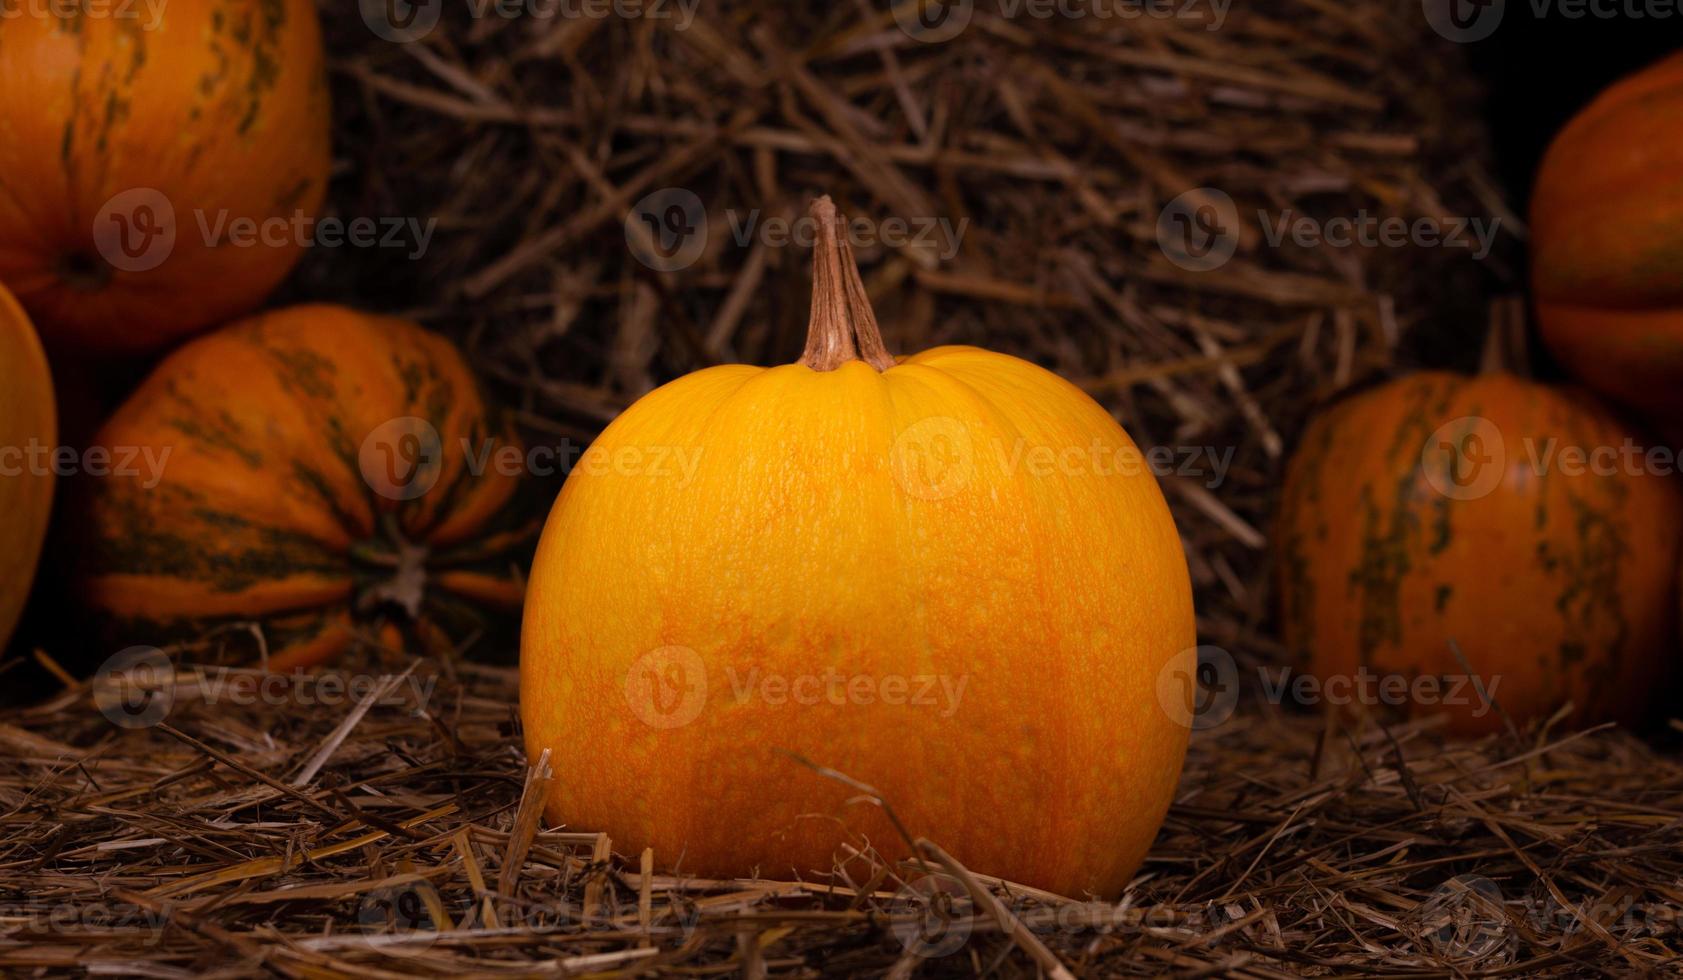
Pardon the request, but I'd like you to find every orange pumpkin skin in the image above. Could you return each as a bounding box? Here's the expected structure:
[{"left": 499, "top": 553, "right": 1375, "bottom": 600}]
[
  {"left": 0, "top": 0, "right": 330, "bottom": 353},
  {"left": 75, "top": 305, "right": 533, "bottom": 670},
  {"left": 521, "top": 349, "right": 1195, "bottom": 898},
  {"left": 0, "top": 283, "right": 56, "bottom": 651},
  {"left": 1277, "top": 372, "right": 1683, "bottom": 735},
  {"left": 1530, "top": 52, "right": 1683, "bottom": 424}
]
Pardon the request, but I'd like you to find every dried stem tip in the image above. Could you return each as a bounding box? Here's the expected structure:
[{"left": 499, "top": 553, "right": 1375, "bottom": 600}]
[{"left": 799, "top": 196, "right": 895, "bottom": 372}]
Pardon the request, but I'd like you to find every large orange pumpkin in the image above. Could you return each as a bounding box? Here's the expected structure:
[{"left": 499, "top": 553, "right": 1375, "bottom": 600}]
[
  {"left": 1531, "top": 52, "right": 1683, "bottom": 426},
  {"left": 0, "top": 0, "right": 331, "bottom": 353},
  {"left": 521, "top": 199, "right": 1195, "bottom": 897},
  {"left": 1277, "top": 369, "right": 1683, "bottom": 735},
  {"left": 0, "top": 282, "right": 56, "bottom": 651},
  {"left": 75, "top": 305, "right": 535, "bottom": 670}
]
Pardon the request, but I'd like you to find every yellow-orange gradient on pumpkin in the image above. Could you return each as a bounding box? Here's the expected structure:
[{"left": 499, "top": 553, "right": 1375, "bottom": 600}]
[
  {"left": 1531, "top": 51, "right": 1683, "bottom": 427},
  {"left": 1277, "top": 371, "right": 1683, "bottom": 735},
  {"left": 0, "top": 282, "right": 56, "bottom": 650},
  {"left": 0, "top": 0, "right": 331, "bottom": 353},
  {"left": 75, "top": 305, "right": 531, "bottom": 670},
  {"left": 520, "top": 200, "right": 1196, "bottom": 898}
]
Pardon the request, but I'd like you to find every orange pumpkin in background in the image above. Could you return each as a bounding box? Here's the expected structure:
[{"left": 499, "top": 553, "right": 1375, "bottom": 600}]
[
  {"left": 1277, "top": 362, "right": 1683, "bottom": 735},
  {"left": 521, "top": 200, "right": 1196, "bottom": 898},
  {"left": 1531, "top": 52, "right": 1683, "bottom": 428},
  {"left": 0, "top": 0, "right": 331, "bottom": 353},
  {"left": 0, "top": 283, "right": 56, "bottom": 651},
  {"left": 74, "top": 305, "right": 536, "bottom": 670}
]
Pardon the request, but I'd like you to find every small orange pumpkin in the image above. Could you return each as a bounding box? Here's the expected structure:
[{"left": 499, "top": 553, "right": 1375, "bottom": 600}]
[
  {"left": 0, "top": 282, "right": 56, "bottom": 651},
  {"left": 75, "top": 305, "right": 535, "bottom": 670},
  {"left": 521, "top": 199, "right": 1195, "bottom": 897},
  {"left": 0, "top": 0, "right": 331, "bottom": 353},
  {"left": 1277, "top": 365, "right": 1683, "bottom": 734},
  {"left": 1531, "top": 51, "right": 1683, "bottom": 426}
]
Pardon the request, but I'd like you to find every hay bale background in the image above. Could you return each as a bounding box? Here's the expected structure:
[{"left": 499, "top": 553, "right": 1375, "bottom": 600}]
[
  {"left": 17, "top": 2, "right": 1678, "bottom": 977},
  {"left": 293, "top": 0, "right": 1520, "bottom": 655}
]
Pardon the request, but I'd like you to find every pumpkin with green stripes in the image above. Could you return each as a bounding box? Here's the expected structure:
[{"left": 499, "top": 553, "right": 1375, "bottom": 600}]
[
  {"left": 74, "top": 305, "right": 536, "bottom": 670},
  {"left": 1276, "top": 371, "right": 1683, "bottom": 734},
  {"left": 0, "top": 0, "right": 331, "bottom": 353},
  {"left": 0, "top": 282, "right": 55, "bottom": 652}
]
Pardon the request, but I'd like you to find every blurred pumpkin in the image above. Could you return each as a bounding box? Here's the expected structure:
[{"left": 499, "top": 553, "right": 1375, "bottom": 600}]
[
  {"left": 0, "top": 282, "right": 56, "bottom": 650},
  {"left": 0, "top": 0, "right": 331, "bottom": 353},
  {"left": 1277, "top": 363, "right": 1683, "bottom": 735},
  {"left": 1531, "top": 51, "right": 1683, "bottom": 426},
  {"left": 521, "top": 198, "right": 1195, "bottom": 897},
  {"left": 74, "top": 305, "right": 536, "bottom": 670}
]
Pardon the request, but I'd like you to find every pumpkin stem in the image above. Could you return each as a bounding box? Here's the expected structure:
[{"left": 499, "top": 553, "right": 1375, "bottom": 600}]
[
  {"left": 799, "top": 196, "right": 894, "bottom": 372},
  {"left": 355, "top": 514, "right": 429, "bottom": 620},
  {"left": 1480, "top": 295, "right": 1529, "bottom": 376}
]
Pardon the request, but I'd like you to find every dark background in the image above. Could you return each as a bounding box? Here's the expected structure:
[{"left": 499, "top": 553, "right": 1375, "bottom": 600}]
[{"left": 1469, "top": 11, "right": 1678, "bottom": 205}]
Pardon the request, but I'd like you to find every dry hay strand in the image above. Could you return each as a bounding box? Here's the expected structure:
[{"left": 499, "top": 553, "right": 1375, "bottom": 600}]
[{"left": 1, "top": 650, "right": 1680, "bottom": 976}]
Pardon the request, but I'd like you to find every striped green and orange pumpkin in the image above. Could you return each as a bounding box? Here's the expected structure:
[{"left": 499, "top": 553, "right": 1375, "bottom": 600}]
[
  {"left": 1276, "top": 371, "right": 1683, "bottom": 734},
  {"left": 0, "top": 0, "right": 331, "bottom": 353},
  {"left": 73, "top": 305, "right": 537, "bottom": 670},
  {"left": 0, "top": 282, "right": 56, "bottom": 652}
]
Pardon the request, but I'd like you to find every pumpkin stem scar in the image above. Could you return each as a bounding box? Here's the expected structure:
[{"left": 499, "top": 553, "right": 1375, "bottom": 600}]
[
  {"left": 798, "top": 195, "right": 895, "bottom": 372},
  {"left": 354, "top": 513, "right": 429, "bottom": 620},
  {"left": 57, "top": 252, "right": 113, "bottom": 293}
]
